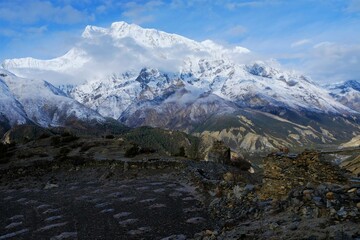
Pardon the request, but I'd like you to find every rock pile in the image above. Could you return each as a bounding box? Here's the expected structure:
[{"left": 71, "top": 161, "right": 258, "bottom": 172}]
[
  {"left": 206, "top": 141, "right": 230, "bottom": 164},
  {"left": 260, "top": 151, "right": 347, "bottom": 200},
  {"left": 196, "top": 150, "right": 360, "bottom": 239}
]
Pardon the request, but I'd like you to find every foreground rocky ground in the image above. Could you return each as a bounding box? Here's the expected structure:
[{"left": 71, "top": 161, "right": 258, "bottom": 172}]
[
  {"left": 0, "top": 166, "right": 213, "bottom": 239},
  {"left": 0, "top": 136, "right": 359, "bottom": 239}
]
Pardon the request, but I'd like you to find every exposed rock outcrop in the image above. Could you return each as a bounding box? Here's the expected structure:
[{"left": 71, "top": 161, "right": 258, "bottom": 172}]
[
  {"left": 205, "top": 141, "right": 230, "bottom": 164},
  {"left": 260, "top": 151, "right": 347, "bottom": 200}
]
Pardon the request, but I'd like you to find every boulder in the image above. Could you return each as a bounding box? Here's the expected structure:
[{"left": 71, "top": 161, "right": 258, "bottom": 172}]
[{"left": 206, "top": 141, "right": 230, "bottom": 164}]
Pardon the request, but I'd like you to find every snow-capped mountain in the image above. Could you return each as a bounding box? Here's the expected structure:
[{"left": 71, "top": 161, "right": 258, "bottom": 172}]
[
  {"left": 0, "top": 68, "right": 104, "bottom": 131},
  {"left": 0, "top": 72, "right": 29, "bottom": 126},
  {"left": 2, "top": 22, "right": 350, "bottom": 117},
  {"left": 1, "top": 22, "right": 359, "bottom": 151},
  {"left": 327, "top": 80, "right": 360, "bottom": 113}
]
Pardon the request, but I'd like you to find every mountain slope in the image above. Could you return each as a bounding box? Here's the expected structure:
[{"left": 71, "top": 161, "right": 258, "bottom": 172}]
[
  {"left": 327, "top": 80, "right": 360, "bottom": 113},
  {"left": 0, "top": 68, "right": 104, "bottom": 129},
  {"left": 0, "top": 73, "right": 29, "bottom": 126}
]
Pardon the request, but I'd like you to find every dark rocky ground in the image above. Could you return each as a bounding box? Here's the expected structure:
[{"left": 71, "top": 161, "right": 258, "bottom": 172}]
[
  {"left": 0, "top": 136, "right": 360, "bottom": 239},
  {"left": 0, "top": 164, "right": 218, "bottom": 240}
]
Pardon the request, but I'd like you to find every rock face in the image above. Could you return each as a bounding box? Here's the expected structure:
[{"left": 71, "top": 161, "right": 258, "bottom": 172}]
[
  {"left": 341, "top": 135, "right": 360, "bottom": 148},
  {"left": 260, "top": 151, "right": 347, "bottom": 200},
  {"left": 339, "top": 152, "right": 360, "bottom": 176},
  {"left": 205, "top": 141, "right": 230, "bottom": 164}
]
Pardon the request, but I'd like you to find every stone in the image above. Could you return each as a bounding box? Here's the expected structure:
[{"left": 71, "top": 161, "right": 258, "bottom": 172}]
[
  {"left": 118, "top": 219, "right": 138, "bottom": 226},
  {"left": 0, "top": 229, "right": 29, "bottom": 239},
  {"left": 206, "top": 141, "right": 231, "bottom": 164},
  {"left": 347, "top": 188, "right": 357, "bottom": 193},
  {"left": 160, "top": 234, "right": 186, "bottom": 240},
  {"left": 50, "top": 232, "right": 77, "bottom": 240},
  {"left": 301, "top": 206, "right": 313, "bottom": 218},
  {"left": 149, "top": 204, "right": 166, "bottom": 209},
  {"left": 306, "top": 182, "right": 315, "bottom": 189},
  {"left": 37, "top": 222, "right": 67, "bottom": 231},
  {"left": 289, "top": 223, "right": 298, "bottom": 231},
  {"left": 313, "top": 197, "right": 324, "bottom": 207},
  {"left": 244, "top": 184, "right": 255, "bottom": 192},
  {"left": 223, "top": 172, "right": 234, "bottom": 182},
  {"left": 5, "top": 222, "right": 23, "bottom": 229},
  {"left": 303, "top": 190, "right": 314, "bottom": 200},
  {"left": 9, "top": 215, "right": 24, "bottom": 221},
  {"left": 127, "top": 227, "right": 151, "bottom": 235},
  {"left": 186, "top": 217, "right": 205, "bottom": 224},
  {"left": 233, "top": 185, "right": 244, "bottom": 199},
  {"left": 316, "top": 184, "right": 328, "bottom": 194},
  {"left": 269, "top": 222, "right": 279, "bottom": 230},
  {"left": 45, "top": 216, "right": 62, "bottom": 222},
  {"left": 326, "top": 192, "right": 334, "bottom": 200},
  {"left": 329, "top": 208, "right": 337, "bottom": 216},
  {"left": 44, "top": 182, "right": 59, "bottom": 190},
  {"left": 356, "top": 202, "right": 360, "bottom": 209},
  {"left": 123, "top": 162, "right": 129, "bottom": 171},
  {"left": 113, "top": 212, "right": 132, "bottom": 219},
  {"left": 215, "top": 186, "right": 223, "bottom": 198},
  {"left": 303, "top": 189, "right": 314, "bottom": 195},
  {"left": 205, "top": 230, "right": 215, "bottom": 236}
]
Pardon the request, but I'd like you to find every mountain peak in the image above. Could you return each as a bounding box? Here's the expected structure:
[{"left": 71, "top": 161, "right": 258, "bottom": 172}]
[
  {"left": 328, "top": 79, "right": 360, "bottom": 93},
  {"left": 343, "top": 80, "right": 360, "bottom": 91},
  {"left": 108, "top": 21, "right": 199, "bottom": 49},
  {"left": 82, "top": 25, "right": 108, "bottom": 39},
  {"left": 110, "top": 21, "right": 140, "bottom": 31}
]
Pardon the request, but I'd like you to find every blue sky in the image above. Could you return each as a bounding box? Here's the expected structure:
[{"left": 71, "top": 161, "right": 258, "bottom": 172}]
[{"left": 0, "top": 0, "right": 360, "bottom": 83}]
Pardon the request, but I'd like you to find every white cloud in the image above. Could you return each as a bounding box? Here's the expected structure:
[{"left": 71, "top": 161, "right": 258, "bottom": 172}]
[
  {"left": 226, "top": 0, "right": 279, "bottom": 10},
  {"left": 26, "top": 25, "right": 48, "bottom": 34},
  {"left": 226, "top": 25, "right": 247, "bottom": 37},
  {"left": 0, "top": 28, "right": 20, "bottom": 37},
  {"left": 121, "top": 1, "right": 164, "bottom": 24},
  {"left": 95, "top": 0, "right": 115, "bottom": 14},
  {"left": 0, "top": 0, "right": 93, "bottom": 24},
  {"left": 96, "top": 5, "right": 107, "bottom": 13},
  {"left": 298, "top": 42, "right": 360, "bottom": 83},
  {"left": 291, "top": 39, "right": 311, "bottom": 48},
  {"left": 345, "top": 0, "right": 360, "bottom": 13}
]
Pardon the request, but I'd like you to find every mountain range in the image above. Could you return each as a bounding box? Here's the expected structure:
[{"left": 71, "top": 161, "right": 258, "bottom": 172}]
[{"left": 1, "top": 21, "right": 359, "bottom": 153}]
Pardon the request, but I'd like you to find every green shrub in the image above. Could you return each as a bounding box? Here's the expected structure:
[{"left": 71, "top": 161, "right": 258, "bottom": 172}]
[
  {"left": 174, "top": 146, "right": 186, "bottom": 157},
  {"left": 0, "top": 143, "right": 7, "bottom": 158},
  {"left": 105, "top": 134, "right": 115, "bottom": 139},
  {"left": 59, "top": 147, "right": 71, "bottom": 156},
  {"left": 38, "top": 132, "right": 51, "bottom": 139},
  {"left": 51, "top": 136, "right": 61, "bottom": 146},
  {"left": 124, "top": 144, "right": 140, "bottom": 158},
  {"left": 61, "top": 134, "right": 79, "bottom": 143}
]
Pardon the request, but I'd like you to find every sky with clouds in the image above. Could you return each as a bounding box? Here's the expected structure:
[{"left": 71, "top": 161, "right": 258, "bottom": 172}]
[{"left": 0, "top": 0, "right": 359, "bottom": 83}]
